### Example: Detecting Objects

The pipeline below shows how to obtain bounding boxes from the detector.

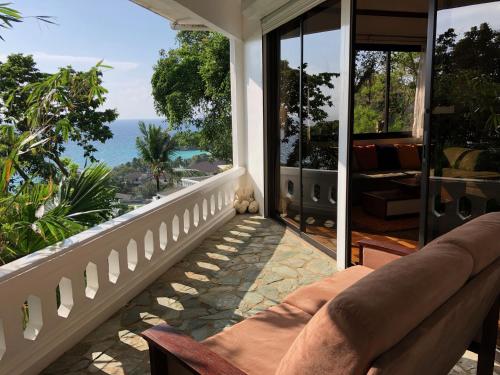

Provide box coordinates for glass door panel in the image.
[274,0,341,254]
[277,21,301,231]
[301,1,342,252]
[426,0,500,240]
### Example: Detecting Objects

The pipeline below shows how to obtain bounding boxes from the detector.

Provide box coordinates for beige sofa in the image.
[142,213,500,375]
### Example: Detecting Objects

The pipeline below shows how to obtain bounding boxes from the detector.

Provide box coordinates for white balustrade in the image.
[280,166,338,216]
[0,167,245,375]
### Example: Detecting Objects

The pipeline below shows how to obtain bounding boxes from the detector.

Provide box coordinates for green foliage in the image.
[433,23,500,146]
[431,23,500,173]
[0,3,54,41]
[58,163,117,226]
[151,31,232,162]
[0,163,117,264]
[0,54,119,263]
[278,59,338,167]
[135,122,177,192]
[389,52,419,132]
[353,50,420,134]
[0,54,118,180]
[354,105,382,134]
[172,130,202,150]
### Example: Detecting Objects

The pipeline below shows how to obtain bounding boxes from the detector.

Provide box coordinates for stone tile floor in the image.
[42,215,499,375]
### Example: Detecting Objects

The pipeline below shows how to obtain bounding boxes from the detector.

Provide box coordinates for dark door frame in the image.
[263,8,342,259]
[419,0,437,247]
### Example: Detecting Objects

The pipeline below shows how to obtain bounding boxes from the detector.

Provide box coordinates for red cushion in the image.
[353,145,378,170]
[395,144,421,170]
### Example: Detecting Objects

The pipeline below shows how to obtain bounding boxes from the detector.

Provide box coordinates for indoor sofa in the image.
[141,212,500,375]
[351,143,423,204]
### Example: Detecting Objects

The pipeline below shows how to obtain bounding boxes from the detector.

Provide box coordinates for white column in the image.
[229,38,247,168]
[240,18,265,214]
[336,0,353,270]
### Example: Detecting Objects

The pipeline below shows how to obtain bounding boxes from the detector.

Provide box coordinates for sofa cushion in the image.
[353,144,378,170]
[443,147,470,168]
[431,212,500,276]
[283,265,373,315]
[376,145,401,170]
[353,170,407,179]
[368,257,500,375]
[395,144,421,170]
[275,244,473,375]
[441,168,500,179]
[202,303,311,375]
[458,149,484,171]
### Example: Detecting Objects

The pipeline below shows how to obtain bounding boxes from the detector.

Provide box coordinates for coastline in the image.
[63,118,208,168]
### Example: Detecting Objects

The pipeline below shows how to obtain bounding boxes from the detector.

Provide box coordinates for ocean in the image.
[63,119,208,168]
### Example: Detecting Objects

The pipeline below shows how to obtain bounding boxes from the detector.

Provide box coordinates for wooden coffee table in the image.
[392,177,421,195]
[361,189,421,219]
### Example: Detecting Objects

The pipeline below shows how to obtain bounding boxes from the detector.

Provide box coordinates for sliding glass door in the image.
[277,20,301,231]
[424,0,500,240]
[274,0,342,254]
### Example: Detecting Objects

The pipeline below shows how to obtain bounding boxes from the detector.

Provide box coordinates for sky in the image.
[0,0,178,119]
[436,1,499,35]
[1,1,498,121]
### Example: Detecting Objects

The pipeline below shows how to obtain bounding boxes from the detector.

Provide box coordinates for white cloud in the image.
[0,51,139,72]
[32,52,139,71]
[103,77,159,119]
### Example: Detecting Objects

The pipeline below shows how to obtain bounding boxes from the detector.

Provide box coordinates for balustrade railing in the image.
[0,167,245,375]
[280,166,338,216]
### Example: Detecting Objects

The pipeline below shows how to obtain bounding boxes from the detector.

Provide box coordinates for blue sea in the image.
[63,119,208,168]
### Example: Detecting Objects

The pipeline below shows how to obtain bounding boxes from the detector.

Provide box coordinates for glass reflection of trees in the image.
[279,60,339,169]
[431,22,500,176]
[353,51,420,134]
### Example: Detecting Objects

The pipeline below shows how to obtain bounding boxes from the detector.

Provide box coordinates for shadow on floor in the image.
[41,214,336,375]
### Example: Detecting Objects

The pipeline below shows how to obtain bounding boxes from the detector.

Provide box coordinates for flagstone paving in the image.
[41,215,499,375]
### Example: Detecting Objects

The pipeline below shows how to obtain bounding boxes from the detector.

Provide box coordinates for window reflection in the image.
[427,0,500,239]
[276,0,341,253]
[353,50,421,135]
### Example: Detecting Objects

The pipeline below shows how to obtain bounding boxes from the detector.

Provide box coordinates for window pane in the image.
[388,52,421,133]
[353,50,387,134]
[301,0,341,253]
[277,21,301,229]
[426,0,500,240]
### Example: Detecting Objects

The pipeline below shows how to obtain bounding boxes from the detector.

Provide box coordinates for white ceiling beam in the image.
[133,0,243,40]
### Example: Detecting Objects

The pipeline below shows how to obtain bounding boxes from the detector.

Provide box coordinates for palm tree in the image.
[135,122,177,193]
[0,163,117,264]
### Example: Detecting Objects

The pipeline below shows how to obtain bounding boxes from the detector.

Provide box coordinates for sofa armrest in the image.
[141,324,247,375]
[358,239,415,269]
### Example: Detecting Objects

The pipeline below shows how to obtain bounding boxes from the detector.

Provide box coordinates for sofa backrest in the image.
[429,212,500,275]
[367,257,500,375]
[276,212,500,375]
[275,243,473,375]
[352,143,423,172]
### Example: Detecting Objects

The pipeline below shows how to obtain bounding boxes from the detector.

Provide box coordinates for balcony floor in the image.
[41,215,498,375]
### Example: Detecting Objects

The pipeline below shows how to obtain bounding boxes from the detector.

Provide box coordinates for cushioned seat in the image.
[441,167,500,179]
[353,170,408,179]
[283,265,373,315]
[202,303,311,375]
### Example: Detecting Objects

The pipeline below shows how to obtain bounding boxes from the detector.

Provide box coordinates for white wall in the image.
[336,0,354,270]
[240,17,265,214]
